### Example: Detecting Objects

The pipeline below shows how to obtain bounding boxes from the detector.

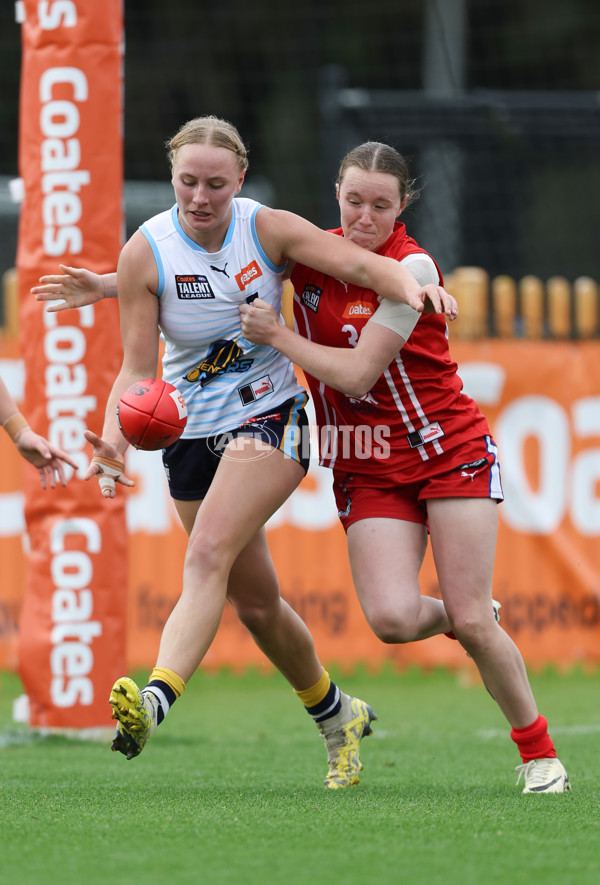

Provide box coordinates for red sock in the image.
[510,714,557,763]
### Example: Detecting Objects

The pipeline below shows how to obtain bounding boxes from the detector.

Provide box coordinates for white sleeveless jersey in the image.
[140,197,304,437]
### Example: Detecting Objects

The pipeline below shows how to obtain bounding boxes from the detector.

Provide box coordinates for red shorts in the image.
[332,435,503,532]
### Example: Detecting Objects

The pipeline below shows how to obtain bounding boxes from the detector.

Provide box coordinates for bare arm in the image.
[83,232,161,497]
[32,265,117,312]
[0,376,78,488]
[255,207,457,318]
[240,299,404,399]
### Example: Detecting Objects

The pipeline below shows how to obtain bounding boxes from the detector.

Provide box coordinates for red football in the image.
[117,378,188,450]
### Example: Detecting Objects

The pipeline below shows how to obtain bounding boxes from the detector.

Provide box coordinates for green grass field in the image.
[1,666,599,885]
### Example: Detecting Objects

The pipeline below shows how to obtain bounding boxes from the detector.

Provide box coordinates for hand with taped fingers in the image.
[84,429,135,498]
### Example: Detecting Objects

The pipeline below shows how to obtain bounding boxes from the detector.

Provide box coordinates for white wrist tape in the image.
[369,298,420,342]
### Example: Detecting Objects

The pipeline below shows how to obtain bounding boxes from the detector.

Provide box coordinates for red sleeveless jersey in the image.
[291,223,490,478]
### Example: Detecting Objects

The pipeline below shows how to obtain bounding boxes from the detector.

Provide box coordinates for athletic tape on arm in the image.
[368,254,440,340]
[2,411,30,442]
[369,300,420,340]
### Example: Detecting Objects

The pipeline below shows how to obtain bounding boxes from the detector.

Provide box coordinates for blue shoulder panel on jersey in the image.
[222,200,236,248]
[140,223,165,297]
[250,205,287,274]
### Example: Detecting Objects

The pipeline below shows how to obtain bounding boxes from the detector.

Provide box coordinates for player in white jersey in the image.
[140,196,305,438]
[32,116,457,787]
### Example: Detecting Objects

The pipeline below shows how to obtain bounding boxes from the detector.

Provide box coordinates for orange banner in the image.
[2,340,599,679]
[122,343,600,674]
[15,0,126,727]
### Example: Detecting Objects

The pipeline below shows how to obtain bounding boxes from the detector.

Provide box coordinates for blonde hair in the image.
[337,141,418,205]
[167,116,249,173]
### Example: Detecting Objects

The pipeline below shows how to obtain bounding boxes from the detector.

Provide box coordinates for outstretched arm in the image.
[255,207,458,318]
[32,265,117,312]
[0,377,78,488]
[82,232,161,498]
[240,299,405,399]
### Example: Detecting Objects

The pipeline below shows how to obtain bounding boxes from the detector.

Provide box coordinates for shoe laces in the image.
[515,757,557,787]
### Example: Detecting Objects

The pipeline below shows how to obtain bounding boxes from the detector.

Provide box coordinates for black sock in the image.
[304,681,342,723]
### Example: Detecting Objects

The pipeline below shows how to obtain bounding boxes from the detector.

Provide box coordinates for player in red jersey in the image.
[239,141,571,794]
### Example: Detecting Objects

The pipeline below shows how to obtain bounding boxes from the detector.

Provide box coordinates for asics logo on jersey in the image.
[175,274,215,299]
[235,260,262,290]
[210,263,229,278]
[301,284,322,313]
[184,338,253,387]
[343,301,374,319]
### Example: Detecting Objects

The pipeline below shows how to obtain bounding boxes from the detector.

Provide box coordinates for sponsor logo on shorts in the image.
[175,274,215,299]
[237,375,274,405]
[301,284,322,313]
[455,458,488,472]
[235,260,262,290]
[456,457,489,481]
[241,410,282,424]
[185,338,253,387]
[342,301,374,319]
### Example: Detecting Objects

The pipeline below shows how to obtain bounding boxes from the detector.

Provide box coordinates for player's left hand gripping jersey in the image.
[291,223,490,476]
[141,198,304,437]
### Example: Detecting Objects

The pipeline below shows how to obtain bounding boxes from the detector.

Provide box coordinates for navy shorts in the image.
[162,394,310,500]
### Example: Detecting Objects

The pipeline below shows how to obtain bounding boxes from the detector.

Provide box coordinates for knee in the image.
[184,530,228,578]
[449,613,495,654]
[366,608,417,644]
[232,596,276,635]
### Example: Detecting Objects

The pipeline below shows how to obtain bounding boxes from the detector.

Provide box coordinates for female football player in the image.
[238,140,570,794]
[32,117,457,788]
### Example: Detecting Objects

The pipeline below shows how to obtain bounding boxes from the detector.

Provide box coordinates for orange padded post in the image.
[520,275,545,339]
[547,276,571,339]
[491,274,517,338]
[447,266,488,339]
[574,276,598,338]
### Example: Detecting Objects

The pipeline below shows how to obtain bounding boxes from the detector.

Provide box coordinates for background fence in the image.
[1,0,599,295]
